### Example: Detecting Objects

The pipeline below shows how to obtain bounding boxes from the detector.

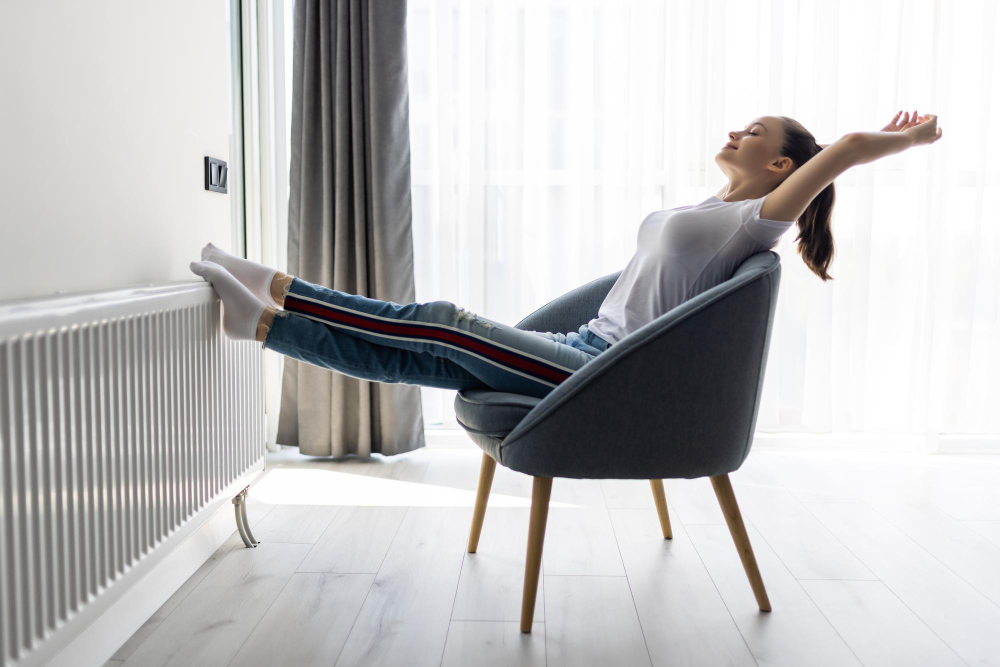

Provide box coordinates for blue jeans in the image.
[261,276,613,399]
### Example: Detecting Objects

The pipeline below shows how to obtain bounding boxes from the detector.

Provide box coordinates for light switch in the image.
[204,156,228,193]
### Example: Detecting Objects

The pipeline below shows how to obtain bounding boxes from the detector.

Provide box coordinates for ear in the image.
[769,156,794,174]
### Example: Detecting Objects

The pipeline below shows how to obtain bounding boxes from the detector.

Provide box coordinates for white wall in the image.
[0,0,236,303]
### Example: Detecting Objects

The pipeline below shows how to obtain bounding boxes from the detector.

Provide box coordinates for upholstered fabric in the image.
[453,251,781,480]
[452,390,542,461]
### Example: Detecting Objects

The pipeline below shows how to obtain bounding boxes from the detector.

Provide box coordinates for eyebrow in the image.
[746,122,767,133]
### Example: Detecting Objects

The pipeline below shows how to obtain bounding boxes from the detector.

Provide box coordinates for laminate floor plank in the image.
[609,509,757,667]
[799,580,966,667]
[296,505,408,573]
[862,494,1000,607]
[228,572,375,667]
[686,523,862,667]
[601,479,659,510]
[452,507,544,623]
[544,575,651,667]
[359,449,433,482]
[333,506,469,667]
[119,542,312,667]
[807,502,1000,666]
[111,498,275,661]
[963,520,1000,548]
[731,481,876,581]
[662,478,727,525]
[418,449,534,500]
[250,503,341,544]
[543,505,625,576]
[440,621,546,667]
[548,477,607,508]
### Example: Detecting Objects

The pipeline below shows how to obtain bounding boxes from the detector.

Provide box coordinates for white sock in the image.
[189,260,267,342]
[200,242,280,308]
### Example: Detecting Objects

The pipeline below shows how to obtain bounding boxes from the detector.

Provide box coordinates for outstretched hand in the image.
[881,109,943,146]
[881,110,921,132]
[905,113,943,146]
[817,110,940,150]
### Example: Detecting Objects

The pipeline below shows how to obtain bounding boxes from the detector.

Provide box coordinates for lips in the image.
[724,143,737,150]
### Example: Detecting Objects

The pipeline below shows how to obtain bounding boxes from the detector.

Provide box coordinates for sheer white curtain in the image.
[406,0,999,448]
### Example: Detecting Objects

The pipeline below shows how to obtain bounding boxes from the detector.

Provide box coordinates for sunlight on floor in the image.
[251,467,581,508]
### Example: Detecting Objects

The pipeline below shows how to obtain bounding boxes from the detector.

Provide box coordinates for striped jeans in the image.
[261,276,614,399]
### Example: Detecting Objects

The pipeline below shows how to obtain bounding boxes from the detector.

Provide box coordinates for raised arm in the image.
[815,109,931,151]
[852,113,942,163]
[761,113,942,222]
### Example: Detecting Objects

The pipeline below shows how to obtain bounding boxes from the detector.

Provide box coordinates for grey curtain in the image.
[276,0,424,457]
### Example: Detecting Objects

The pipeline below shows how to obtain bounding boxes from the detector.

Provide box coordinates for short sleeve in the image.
[741,195,796,246]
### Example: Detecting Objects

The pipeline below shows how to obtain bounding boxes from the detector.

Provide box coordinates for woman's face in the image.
[715,116,787,176]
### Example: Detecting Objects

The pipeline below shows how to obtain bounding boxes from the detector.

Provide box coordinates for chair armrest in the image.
[499,252,781,480]
[514,271,622,333]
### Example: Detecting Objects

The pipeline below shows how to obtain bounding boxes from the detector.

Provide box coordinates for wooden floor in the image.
[106,445,1000,667]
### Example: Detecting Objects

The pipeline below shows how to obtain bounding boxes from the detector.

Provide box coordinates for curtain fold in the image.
[406,0,999,440]
[278,0,424,457]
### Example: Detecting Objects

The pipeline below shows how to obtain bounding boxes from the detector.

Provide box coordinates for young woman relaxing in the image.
[189,111,942,399]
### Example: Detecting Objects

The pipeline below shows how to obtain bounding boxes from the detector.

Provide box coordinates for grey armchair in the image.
[454,250,782,633]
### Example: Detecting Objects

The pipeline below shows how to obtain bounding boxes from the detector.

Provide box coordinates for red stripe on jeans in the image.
[285,297,573,384]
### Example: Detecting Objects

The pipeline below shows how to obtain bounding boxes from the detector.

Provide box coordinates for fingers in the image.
[890,110,940,137]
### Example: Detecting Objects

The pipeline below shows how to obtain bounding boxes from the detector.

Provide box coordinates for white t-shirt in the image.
[587,194,795,345]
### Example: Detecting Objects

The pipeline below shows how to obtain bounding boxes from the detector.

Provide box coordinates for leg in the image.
[261,307,490,392]
[256,305,278,342]
[270,271,294,307]
[649,479,673,539]
[467,452,497,553]
[521,476,552,633]
[275,275,601,399]
[710,474,771,611]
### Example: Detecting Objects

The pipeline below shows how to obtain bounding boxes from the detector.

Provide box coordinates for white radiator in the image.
[0,281,266,667]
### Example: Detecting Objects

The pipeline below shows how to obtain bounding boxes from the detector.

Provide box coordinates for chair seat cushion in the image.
[454,389,541,461]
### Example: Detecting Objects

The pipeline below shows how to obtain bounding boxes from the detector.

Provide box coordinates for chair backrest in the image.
[514,271,623,334]
[498,251,782,480]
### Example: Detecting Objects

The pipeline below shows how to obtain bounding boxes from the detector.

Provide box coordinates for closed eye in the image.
[747,132,757,136]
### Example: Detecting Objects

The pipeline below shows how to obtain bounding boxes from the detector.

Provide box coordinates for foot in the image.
[200,242,280,308]
[190,260,268,342]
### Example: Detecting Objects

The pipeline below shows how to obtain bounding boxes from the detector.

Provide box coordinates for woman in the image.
[189,111,942,400]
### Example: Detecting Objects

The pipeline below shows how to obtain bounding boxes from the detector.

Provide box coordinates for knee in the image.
[454,304,496,330]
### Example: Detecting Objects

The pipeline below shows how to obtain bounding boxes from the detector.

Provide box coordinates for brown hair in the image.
[777,116,836,281]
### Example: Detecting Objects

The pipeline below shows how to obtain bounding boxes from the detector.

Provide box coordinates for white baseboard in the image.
[424,428,478,448]
[934,434,1000,454]
[424,427,1000,455]
[750,432,936,453]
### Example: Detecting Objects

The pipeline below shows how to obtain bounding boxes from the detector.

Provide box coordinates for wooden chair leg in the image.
[467,452,497,553]
[521,476,553,633]
[710,473,771,611]
[648,479,673,539]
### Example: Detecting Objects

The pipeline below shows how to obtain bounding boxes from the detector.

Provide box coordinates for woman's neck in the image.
[715,182,773,203]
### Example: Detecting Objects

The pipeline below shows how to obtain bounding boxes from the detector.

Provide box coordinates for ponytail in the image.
[778,118,837,281]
